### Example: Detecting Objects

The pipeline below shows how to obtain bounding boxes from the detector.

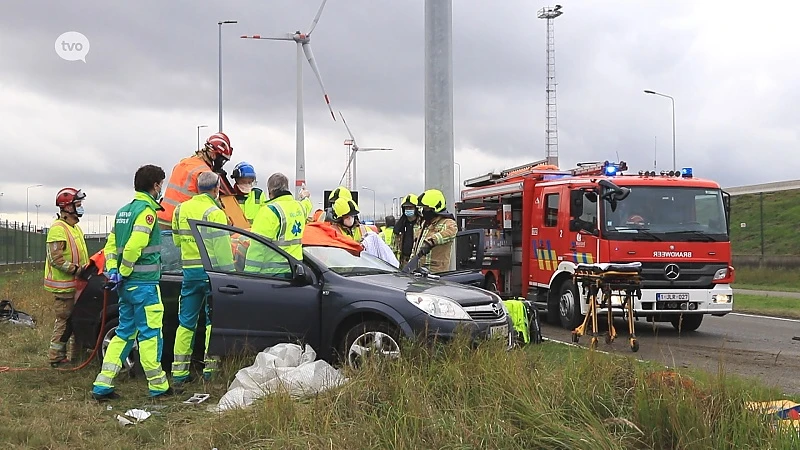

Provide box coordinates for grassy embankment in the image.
[1,270,799,449]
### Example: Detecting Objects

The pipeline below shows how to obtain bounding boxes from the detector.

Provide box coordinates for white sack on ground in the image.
[212,343,348,412]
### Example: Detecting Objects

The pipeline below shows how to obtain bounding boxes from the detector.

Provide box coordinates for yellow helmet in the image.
[418,189,446,213]
[400,194,418,208]
[332,197,359,221]
[328,186,352,203]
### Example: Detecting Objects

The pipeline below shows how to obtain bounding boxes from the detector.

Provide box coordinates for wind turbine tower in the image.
[537,4,563,167]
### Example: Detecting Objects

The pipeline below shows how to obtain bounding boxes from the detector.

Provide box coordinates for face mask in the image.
[343,216,355,228]
[75,206,85,217]
[237,183,253,194]
[404,209,415,217]
[212,157,227,172]
[422,209,436,221]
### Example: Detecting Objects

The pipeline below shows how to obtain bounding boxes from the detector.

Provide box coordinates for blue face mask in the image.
[404,209,415,217]
[75,206,85,217]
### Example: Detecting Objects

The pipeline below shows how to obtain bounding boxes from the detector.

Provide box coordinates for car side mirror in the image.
[293,263,311,285]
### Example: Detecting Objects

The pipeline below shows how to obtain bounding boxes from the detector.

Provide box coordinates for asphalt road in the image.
[541,312,800,393]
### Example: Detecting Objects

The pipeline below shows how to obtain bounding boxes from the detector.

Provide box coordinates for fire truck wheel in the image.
[558,280,584,330]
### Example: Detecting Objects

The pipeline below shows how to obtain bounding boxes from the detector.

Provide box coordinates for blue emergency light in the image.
[680,167,693,178]
[603,161,624,176]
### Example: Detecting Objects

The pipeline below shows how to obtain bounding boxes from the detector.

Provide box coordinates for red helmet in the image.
[206,132,233,159]
[55,188,86,208]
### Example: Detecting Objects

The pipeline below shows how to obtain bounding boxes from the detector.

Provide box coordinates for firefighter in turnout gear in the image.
[330,197,369,242]
[44,188,89,367]
[92,165,175,401]
[171,172,233,384]
[245,173,307,275]
[231,161,267,224]
[413,189,458,273]
[391,194,421,267]
[319,186,352,222]
[157,132,234,227]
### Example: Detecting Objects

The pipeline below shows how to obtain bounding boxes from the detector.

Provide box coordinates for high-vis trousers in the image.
[172,278,219,381]
[92,283,170,397]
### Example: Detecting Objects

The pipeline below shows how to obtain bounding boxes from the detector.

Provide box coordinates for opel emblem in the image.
[664,264,680,280]
[491,302,502,317]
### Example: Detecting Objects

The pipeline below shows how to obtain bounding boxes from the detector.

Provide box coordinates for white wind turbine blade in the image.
[339,111,357,146]
[240,33,295,41]
[302,42,336,121]
[338,150,358,186]
[307,0,329,36]
[357,147,393,152]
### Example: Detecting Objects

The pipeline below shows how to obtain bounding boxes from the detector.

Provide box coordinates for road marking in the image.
[729,312,800,323]
[542,337,650,363]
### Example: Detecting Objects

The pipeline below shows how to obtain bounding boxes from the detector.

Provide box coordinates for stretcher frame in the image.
[570,265,643,352]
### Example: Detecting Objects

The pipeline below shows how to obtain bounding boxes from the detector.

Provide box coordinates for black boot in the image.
[92,391,121,402]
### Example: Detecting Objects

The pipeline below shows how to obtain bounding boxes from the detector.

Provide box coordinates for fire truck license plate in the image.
[657,293,690,301]
[489,324,509,338]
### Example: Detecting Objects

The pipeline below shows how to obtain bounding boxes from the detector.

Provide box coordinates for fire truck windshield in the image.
[601,186,729,242]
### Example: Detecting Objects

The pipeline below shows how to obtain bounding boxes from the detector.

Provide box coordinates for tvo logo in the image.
[55,32,90,62]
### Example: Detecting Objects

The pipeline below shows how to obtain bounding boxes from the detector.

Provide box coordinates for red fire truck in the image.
[455,160,734,332]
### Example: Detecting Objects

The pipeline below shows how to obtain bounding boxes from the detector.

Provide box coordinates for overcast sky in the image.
[1,0,798,232]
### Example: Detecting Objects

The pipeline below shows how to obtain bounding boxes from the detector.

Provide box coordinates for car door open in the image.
[187,219,321,356]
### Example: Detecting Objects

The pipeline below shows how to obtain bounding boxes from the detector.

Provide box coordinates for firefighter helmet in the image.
[400,194,418,208]
[205,132,233,159]
[328,186,352,203]
[331,198,359,221]
[55,188,86,209]
[418,189,446,213]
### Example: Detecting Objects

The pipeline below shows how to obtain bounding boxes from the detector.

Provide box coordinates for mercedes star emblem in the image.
[664,264,680,280]
[491,302,502,316]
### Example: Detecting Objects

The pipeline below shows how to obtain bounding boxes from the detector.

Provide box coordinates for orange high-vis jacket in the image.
[157,155,212,225]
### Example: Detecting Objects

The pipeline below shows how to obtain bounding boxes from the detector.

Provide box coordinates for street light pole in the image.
[361,186,376,222]
[26,184,42,259]
[644,90,676,171]
[35,204,40,230]
[197,124,208,150]
[218,20,238,132]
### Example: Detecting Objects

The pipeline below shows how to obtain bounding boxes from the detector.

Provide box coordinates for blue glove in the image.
[106,269,122,290]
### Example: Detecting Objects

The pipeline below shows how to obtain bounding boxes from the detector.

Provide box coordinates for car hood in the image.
[355,273,497,306]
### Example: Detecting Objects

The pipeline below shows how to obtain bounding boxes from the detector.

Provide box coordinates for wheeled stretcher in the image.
[570,262,643,352]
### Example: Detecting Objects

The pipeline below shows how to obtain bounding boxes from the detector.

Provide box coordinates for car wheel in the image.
[558,280,584,330]
[341,321,401,368]
[98,319,139,375]
[670,314,703,332]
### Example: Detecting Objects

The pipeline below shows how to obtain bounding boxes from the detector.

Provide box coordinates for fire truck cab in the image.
[456,160,735,332]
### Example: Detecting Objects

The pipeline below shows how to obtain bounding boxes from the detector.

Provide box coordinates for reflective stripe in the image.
[141,245,161,254]
[145,368,163,378]
[121,259,136,269]
[162,196,181,207]
[177,229,193,236]
[172,363,190,371]
[132,264,160,273]
[150,374,168,386]
[133,225,151,234]
[202,206,220,221]
[205,230,228,239]
[275,238,302,246]
[94,374,115,386]
[173,354,191,362]
[181,259,203,267]
[102,362,121,373]
[106,252,118,262]
[50,342,66,350]
[166,182,194,197]
[44,279,76,289]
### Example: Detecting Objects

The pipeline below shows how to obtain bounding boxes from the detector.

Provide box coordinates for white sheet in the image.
[361,231,400,268]
[211,343,348,412]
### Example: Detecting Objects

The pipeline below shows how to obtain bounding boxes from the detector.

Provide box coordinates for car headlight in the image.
[713,268,728,280]
[406,293,471,320]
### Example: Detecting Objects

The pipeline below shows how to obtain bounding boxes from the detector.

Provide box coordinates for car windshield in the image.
[303,246,399,276]
[602,186,729,242]
[303,246,398,276]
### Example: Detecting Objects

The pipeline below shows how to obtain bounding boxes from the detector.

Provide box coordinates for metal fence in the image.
[729,189,800,268]
[0,220,106,266]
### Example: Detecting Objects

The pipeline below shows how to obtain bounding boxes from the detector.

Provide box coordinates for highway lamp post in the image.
[644,90,676,171]
[26,184,42,259]
[0,192,4,222]
[35,204,40,230]
[197,124,208,150]
[218,20,238,132]
[361,186,376,222]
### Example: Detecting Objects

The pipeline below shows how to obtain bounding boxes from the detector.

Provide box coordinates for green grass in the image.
[735,294,800,319]
[2,271,800,449]
[731,189,800,255]
[733,267,800,292]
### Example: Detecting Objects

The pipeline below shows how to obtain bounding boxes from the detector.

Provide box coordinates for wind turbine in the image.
[241,0,336,196]
[337,111,392,190]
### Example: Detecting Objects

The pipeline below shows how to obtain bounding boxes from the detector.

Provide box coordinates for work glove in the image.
[417,241,433,257]
[298,184,311,200]
[105,269,122,291]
